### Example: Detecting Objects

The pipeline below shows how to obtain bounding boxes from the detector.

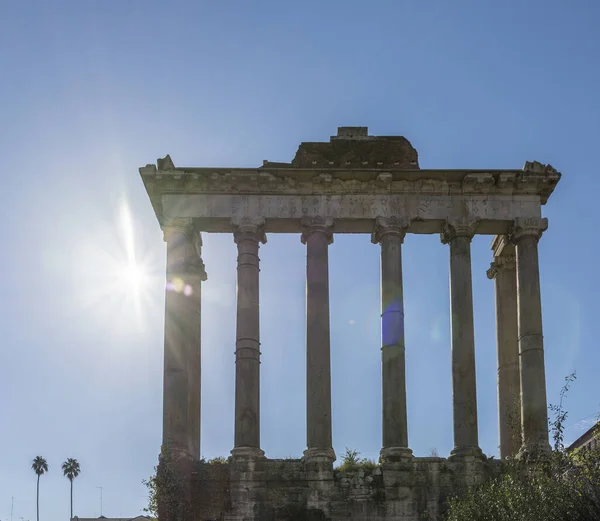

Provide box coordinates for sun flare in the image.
[120,261,147,292]
[70,190,163,337]
[117,199,148,292]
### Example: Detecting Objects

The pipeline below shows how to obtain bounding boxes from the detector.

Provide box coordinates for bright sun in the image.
[72,197,156,332]
[121,262,146,291]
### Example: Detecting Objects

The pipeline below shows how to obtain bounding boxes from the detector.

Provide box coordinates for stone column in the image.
[510,217,551,456]
[162,219,206,459]
[302,216,336,463]
[487,236,521,459]
[441,217,482,459]
[231,217,266,459]
[372,217,412,462]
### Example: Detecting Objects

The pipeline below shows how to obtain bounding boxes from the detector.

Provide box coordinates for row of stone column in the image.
[488,219,551,458]
[161,215,550,462]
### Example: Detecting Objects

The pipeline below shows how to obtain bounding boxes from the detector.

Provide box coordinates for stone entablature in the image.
[141,167,558,199]
[140,165,559,236]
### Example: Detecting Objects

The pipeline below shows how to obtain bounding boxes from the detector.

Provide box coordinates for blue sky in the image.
[2,1,600,519]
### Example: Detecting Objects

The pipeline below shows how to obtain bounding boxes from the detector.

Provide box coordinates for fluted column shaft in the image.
[442,218,482,458]
[372,217,412,462]
[232,218,266,458]
[163,221,206,459]
[302,217,335,462]
[487,236,521,459]
[511,217,550,455]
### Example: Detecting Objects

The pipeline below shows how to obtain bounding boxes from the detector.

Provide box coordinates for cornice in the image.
[140,167,560,198]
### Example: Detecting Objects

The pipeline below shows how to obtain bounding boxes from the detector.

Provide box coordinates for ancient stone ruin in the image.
[139,127,561,520]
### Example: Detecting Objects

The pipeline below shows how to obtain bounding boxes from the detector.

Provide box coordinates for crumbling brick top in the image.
[261,126,420,169]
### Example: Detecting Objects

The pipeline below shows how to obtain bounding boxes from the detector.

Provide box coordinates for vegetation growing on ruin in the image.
[143,450,231,520]
[206,456,227,464]
[143,445,186,520]
[446,373,600,521]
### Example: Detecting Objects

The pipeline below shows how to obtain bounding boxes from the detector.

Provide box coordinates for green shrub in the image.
[337,447,380,473]
[446,372,600,521]
[358,458,379,472]
[207,456,227,464]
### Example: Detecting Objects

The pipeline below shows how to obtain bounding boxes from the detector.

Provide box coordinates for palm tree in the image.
[31,456,48,521]
[61,458,81,519]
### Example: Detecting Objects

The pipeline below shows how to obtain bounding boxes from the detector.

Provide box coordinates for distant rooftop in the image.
[71,516,152,521]
[567,422,600,452]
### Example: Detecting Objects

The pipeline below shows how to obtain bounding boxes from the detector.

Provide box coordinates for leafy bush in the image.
[207,456,227,464]
[142,466,158,518]
[337,447,380,472]
[143,445,193,520]
[446,373,600,521]
[446,450,600,521]
[359,458,379,472]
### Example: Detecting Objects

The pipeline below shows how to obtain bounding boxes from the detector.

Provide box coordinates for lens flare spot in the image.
[170,277,185,293]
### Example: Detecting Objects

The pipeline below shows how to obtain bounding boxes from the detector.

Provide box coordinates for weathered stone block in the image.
[179,457,496,520]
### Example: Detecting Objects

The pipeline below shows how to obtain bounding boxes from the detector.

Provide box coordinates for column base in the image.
[449,446,483,460]
[304,448,335,482]
[380,446,413,463]
[516,442,551,462]
[303,447,336,464]
[230,446,266,460]
[161,441,194,462]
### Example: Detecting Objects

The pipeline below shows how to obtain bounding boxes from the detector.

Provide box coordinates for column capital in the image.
[487,234,516,279]
[508,217,548,243]
[162,217,197,241]
[441,217,480,244]
[232,217,267,244]
[301,216,334,244]
[162,218,207,280]
[183,258,208,282]
[371,216,410,244]
[167,259,206,282]
[487,255,516,279]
